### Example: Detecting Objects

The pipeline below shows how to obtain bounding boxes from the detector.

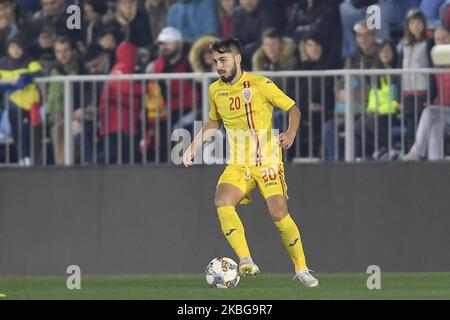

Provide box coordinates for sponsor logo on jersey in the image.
[265,181,278,187]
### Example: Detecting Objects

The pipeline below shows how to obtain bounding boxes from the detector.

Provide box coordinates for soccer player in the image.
[182,38,318,287]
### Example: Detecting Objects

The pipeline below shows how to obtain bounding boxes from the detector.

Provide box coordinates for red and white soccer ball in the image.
[205,257,240,288]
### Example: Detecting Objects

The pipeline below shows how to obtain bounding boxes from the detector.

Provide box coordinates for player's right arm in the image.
[183,85,221,167]
[182,119,220,167]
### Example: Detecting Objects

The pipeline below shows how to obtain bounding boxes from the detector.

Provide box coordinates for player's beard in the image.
[221,63,238,83]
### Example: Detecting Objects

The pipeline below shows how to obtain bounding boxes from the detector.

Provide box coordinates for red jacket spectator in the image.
[435,73,450,106]
[218,0,237,38]
[152,44,198,112]
[444,4,450,30]
[99,41,142,136]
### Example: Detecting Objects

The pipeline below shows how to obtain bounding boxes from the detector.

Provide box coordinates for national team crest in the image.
[242,88,252,103]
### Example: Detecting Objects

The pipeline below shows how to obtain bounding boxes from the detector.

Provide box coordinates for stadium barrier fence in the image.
[1,68,449,166]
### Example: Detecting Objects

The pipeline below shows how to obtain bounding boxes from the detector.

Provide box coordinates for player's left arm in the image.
[260,77,301,150]
[279,105,301,149]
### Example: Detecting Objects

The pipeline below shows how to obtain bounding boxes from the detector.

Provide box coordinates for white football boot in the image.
[294,269,319,287]
[238,256,260,277]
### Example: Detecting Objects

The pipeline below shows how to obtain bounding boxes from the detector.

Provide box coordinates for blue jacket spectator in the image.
[16,0,40,12]
[394,0,421,25]
[340,0,423,60]
[166,0,220,42]
[420,0,445,27]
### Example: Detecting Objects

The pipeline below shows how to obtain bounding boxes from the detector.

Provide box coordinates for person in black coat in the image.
[106,0,152,48]
[286,0,343,69]
[29,0,84,53]
[296,31,335,158]
[231,0,284,69]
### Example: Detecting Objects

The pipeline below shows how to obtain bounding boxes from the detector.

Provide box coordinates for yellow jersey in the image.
[208,71,296,166]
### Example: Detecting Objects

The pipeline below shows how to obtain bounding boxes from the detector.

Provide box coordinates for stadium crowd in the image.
[0,0,450,165]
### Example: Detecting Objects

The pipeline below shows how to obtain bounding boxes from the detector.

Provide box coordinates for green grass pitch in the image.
[1,273,450,300]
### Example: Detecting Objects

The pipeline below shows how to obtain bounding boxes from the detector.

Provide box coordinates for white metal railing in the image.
[1,68,448,166]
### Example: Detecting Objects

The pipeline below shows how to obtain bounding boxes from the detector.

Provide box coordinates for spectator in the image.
[399,8,435,150]
[98,41,142,164]
[393,0,421,26]
[404,26,450,160]
[47,37,93,165]
[0,34,43,166]
[31,0,83,50]
[325,20,378,162]
[16,0,41,12]
[250,28,297,133]
[0,0,32,56]
[147,27,198,126]
[107,0,152,48]
[82,44,115,163]
[166,0,220,42]
[83,0,109,48]
[434,25,450,45]
[287,0,343,68]
[136,47,151,73]
[343,20,378,107]
[189,34,220,73]
[145,0,171,57]
[218,0,237,38]
[98,26,119,66]
[84,43,113,75]
[340,0,421,59]
[354,40,400,159]
[231,0,284,68]
[345,0,404,41]
[441,0,450,30]
[144,27,199,161]
[419,0,445,28]
[36,25,57,74]
[297,32,335,158]
[371,0,396,41]
[339,0,365,60]
[252,28,297,72]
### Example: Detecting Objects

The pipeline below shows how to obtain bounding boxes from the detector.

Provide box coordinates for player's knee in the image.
[269,208,288,222]
[266,197,289,221]
[214,196,234,208]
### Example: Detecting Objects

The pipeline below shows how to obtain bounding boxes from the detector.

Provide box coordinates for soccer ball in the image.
[205,257,240,288]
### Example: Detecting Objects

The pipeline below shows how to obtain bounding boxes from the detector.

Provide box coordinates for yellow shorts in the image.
[217,163,288,205]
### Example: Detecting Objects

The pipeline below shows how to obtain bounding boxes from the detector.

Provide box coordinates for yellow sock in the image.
[275,214,307,272]
[217,206,251,260]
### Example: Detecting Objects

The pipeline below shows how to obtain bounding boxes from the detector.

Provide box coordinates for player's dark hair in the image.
[209,37,242,55]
